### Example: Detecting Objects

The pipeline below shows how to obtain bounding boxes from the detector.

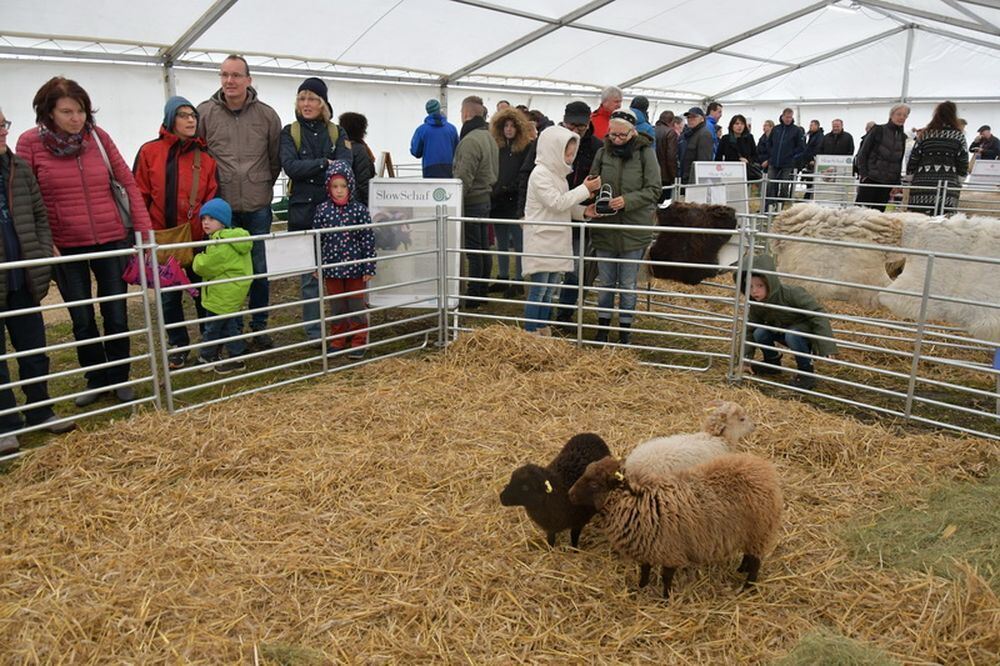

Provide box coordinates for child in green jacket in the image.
[742,254,837,390]
[192,198,252,374]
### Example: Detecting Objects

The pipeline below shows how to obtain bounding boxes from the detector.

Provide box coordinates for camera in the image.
[595,184,614,215]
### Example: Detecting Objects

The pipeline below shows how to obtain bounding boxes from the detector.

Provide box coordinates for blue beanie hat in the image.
[163,95,197,132]
[425,98,441,115]
[199,198,233,228]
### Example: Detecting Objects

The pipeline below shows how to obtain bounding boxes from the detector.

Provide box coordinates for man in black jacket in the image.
[801,120,824,200]
[970,125,1000,161]
[817,119,855,156]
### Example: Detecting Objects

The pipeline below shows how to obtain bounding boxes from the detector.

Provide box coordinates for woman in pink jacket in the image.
[16,77,151,407]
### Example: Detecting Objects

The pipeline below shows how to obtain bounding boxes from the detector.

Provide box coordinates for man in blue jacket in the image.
[410,99,459,178]
[706,102,723,156]
[763,108,805,210]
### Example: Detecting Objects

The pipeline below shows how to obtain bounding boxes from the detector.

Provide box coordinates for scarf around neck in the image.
[39,123,92,157]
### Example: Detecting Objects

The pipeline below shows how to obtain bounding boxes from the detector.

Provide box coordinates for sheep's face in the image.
[569,456,622,511]
[500,465,551,508]
[703,400,755,443]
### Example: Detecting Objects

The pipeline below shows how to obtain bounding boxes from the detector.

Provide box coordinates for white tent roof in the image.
[3,0,999,103]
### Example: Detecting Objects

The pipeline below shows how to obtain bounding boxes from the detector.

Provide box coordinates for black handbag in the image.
[92,129,133,231]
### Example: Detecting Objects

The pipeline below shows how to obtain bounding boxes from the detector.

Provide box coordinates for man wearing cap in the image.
[763,107,806,210]
[679,107,715,184]
[452,95,498,308]
[410,98,459,178]
[970,125,999,161]
[197,54,282,350]
[279,76,353,341]
[591,86,623,141]
[654,110,678,188]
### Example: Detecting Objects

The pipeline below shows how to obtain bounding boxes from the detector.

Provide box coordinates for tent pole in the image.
[164,61,177,100]
[900,27,915,102]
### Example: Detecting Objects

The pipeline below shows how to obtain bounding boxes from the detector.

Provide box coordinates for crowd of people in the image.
[0,61,995,455]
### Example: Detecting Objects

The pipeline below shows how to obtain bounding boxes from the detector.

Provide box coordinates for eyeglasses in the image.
[0,120,10,131]
[220,72,247,80]
[175,111,197,120]
[608,131,632,140]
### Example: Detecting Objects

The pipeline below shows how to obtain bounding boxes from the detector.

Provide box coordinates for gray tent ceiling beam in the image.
[957,0,1000,10]
[916,24,1000,50]
[160,0,241,62]
[448,0,792,68]
[711,25,907,100]
[173,59,443,87]
[444,0,615,83]
[0,43,159,64]
[900,27,914,101]
[618,0,830,90]
[940,0,1000,31]
[854,0,1000,36]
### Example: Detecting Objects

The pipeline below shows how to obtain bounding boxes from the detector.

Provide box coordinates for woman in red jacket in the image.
[133,96,218,369]
[16,77,151,407]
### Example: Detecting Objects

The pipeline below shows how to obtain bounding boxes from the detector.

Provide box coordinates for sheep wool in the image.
[570,454,783,599]
[500,433,611,548]
[769,204,922,309]
[646,202,738,286]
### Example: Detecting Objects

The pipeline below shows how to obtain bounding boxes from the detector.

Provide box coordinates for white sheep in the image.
[623,400,754,483]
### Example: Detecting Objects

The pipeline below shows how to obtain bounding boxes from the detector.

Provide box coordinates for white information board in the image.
[968,159,1000,187]
[264,233,317,277]
[689,161,749,214]
[813,154,856,204]
[367,178,463,308]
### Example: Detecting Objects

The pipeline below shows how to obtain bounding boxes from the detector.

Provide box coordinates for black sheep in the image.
[499,433,611,548]
[648,202,737,285]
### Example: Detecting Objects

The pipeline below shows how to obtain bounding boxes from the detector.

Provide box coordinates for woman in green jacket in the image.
[585,110,661,344]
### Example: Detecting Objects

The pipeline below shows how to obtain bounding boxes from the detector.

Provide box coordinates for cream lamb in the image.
[624,400,754,482]
[569,454,783,600]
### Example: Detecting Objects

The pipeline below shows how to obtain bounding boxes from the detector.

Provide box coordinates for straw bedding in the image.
[1,326,998,663]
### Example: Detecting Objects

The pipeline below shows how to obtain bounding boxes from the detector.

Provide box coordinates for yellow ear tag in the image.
[613,471,625,482]
[544,480,553,494]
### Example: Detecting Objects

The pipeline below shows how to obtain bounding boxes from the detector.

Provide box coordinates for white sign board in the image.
[812,154,856,205]
[264,234,317,277]
[689,161,749,214]
[968,159,1000,187]
[368,178,463,309]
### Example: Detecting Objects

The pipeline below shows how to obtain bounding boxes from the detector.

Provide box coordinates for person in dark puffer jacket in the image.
[279,77,352,341]
[488,108,533,296]
[856,104,910,212]
[717,115,758,178]
[0,107,76,455]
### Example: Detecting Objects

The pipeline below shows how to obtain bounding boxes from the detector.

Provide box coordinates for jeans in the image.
[232,207,272,332]
[595,248,645,325]
[200,310,246,360]
[765,165,794,210]
[752,326,814,371]
[523,272,561,332]
[301,272,321,340]
[161,263,206,348]
[54,240,131,389]
[0,288,55,432]
[493,218,523,281]
[463,202,492,297]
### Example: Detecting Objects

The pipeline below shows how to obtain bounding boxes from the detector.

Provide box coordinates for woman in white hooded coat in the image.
[522,126,601,334]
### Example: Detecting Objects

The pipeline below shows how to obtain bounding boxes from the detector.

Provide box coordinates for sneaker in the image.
[215,359,247,374]
[347,348,367,361]
[0,434,18,456]
[793,373,817,390]
[168,349,189,370]
[38,415,77,435]
[196,355,219,372]
[74,388,109,408]
[115,386,136,403]
[249,333,274,351]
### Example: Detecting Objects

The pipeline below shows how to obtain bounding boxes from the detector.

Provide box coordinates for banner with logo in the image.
[813,154,856,204]
[690,161,749,214]
[368,178,463,308]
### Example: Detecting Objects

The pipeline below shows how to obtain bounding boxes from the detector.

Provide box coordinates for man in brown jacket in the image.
[654,110,678,195]
[197,55,282,349]
[0,108,76,455]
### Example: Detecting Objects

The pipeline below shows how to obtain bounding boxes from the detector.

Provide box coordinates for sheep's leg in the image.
[661,567,675,600]
[737,554,752,573]
[740,554,761,590]
[570,527,582,548]
[546,532,556,547]
[638,564,651,588]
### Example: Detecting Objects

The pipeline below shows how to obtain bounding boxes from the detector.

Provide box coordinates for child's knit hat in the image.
[200,198,233,228]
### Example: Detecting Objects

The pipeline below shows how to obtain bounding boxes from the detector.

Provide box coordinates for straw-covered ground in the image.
[1,326,998,663]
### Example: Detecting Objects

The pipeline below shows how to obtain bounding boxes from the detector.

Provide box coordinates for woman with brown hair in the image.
[488,108,533,297]
[906,101,968,212]
[16,77,151,407]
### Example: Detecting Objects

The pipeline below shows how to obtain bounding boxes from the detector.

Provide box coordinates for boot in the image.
[618,322,632,345]
[793,363,817,390]
[751,354,783,376]
[594,317,611,343]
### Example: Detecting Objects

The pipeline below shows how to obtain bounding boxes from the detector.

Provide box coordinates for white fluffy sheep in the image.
[623,400,754,483]
[880,213,1000,343]
[568,454,783,600]
[769,204,924,309]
